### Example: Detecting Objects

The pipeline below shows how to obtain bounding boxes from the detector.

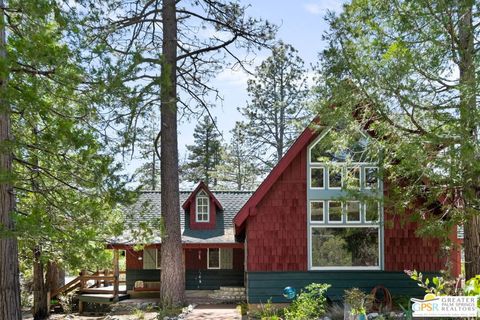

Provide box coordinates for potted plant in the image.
[344,288,373,320]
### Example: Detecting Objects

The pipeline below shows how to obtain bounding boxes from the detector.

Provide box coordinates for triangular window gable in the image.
[309,128,372,164]
[182,181,223,230]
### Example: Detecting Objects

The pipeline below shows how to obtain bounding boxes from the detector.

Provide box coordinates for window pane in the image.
[310,201,324,222]
[310,168,324,188]
[311,227,379,267]
[346,201,360,222]
[156,249,161,269]
[346,167,360,189]
[310,130,371,163]
[208,248,220,269]
[365,200,379,222]
[364,167,378,189]
[328,201,342,222]
[328,167,342,188]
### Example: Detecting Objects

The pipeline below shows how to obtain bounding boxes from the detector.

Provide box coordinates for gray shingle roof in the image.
[111,190,252,245]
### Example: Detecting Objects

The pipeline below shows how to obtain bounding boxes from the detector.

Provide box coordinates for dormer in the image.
[182,181,223,230]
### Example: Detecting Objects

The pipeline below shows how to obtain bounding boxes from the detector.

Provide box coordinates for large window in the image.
[196,190,210,222]
[307,129,382,270]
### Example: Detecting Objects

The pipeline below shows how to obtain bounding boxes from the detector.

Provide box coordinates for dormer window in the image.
[196,190,210,222]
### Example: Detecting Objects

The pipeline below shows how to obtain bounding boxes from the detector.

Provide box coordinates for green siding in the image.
[247,271,434,303]
[126,269,160,290]
[126,269,243,290]
[186,269,243,290]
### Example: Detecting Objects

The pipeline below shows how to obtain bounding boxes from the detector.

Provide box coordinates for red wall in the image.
[246,147,309,271]
[384,213,444,272]
[189,197,216,230]
[126,249,143,270]
[185,248,208,270]
[245,143,448,273]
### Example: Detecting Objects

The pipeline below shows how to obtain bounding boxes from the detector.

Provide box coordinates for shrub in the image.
[257,298,283,320]
[344,287,373,317]
[284,283,331,320]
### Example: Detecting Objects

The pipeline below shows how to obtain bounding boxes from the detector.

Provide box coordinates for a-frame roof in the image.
[233,118,320,232]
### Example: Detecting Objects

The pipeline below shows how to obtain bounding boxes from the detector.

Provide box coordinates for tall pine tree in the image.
[215,122,260,190]
[184,116,223,188]
[239,41,310,172]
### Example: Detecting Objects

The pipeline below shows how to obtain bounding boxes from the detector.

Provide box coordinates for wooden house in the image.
[109,122,461,304]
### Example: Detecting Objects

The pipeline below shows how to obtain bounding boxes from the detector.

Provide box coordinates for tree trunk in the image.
[33,247,48,320]
[159,0,185,307]
[46,262,65,293]
[458,0,480,279]
[0,1,22,318]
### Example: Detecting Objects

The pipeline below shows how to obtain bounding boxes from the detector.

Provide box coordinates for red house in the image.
[110,121,461,303]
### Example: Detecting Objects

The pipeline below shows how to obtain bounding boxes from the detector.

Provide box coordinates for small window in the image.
[156,249,161,269]
[207,248,220,269]
[310,201,324,222]
[364,167,378,189]
[310,167,324,188]
[196,190,210,222]
[346,167,360,189]
[365,200,380,222]
[328,167,342,189]
[328,201,342,222]
[346,201,361,222]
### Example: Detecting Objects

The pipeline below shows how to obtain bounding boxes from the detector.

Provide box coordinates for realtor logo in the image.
[411,294,478,317]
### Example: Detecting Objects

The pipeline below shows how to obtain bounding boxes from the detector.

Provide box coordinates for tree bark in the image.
[33,247,48,320]
[458,0,480,279]
[159,0,185,307]
[46,262,64,294]
[0,0,22,318]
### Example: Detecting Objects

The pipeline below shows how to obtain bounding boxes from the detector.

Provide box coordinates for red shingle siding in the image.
[247,148,308,272]
[233,248,245,271]
[384,213,444,272]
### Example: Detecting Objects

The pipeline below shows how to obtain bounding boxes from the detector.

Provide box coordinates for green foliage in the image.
[155,306,182,319]
[316,0,480,275]
[133,308,146,320]
[183,115,223,188]
[284,283,331,320]
[257,298,283,320]
[464,275,480,308]
[344,288,373,316]
[214,122,260,191]
[405,269,460,296]
[239,41,310,172]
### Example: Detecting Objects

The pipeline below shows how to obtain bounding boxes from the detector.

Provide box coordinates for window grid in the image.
[196,192,210,223]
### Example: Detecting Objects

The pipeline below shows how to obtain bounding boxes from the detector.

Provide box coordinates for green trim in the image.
[247,271,433,303]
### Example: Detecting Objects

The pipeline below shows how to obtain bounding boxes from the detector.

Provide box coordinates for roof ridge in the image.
[139,189,255,193]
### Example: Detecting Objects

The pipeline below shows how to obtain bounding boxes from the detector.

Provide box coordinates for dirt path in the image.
[184,304,241,320]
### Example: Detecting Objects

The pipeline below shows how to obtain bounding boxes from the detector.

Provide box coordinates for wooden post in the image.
[113,249,119,301]
[103,269,109,287]
[95,268,100,288]
[79,270,86,291]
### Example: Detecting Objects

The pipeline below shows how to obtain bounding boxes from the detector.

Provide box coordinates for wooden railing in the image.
[50,269,126,299]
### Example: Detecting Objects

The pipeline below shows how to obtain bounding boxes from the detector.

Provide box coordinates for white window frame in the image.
[364,201,381,223]
[346,201,361,223]
[346,166,361,190]
[207,248,221,269]
[309,225,381,270]
[327,166,343,190]
[309,200,325,223]
[309,166,325,190]
[327,200,343,223]
[196,190,210,223]
[363,166,379,190]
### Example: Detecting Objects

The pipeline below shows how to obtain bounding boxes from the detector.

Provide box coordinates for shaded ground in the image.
[22,312,159,320]
[184,304,241,320]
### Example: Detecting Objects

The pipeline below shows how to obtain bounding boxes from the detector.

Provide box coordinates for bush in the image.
[256,298,283,320]
[284,283,331,320]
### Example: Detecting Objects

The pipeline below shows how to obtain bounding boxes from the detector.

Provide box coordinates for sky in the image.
[128,0,345,179]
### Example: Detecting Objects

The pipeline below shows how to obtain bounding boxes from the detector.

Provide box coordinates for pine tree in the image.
[239,42,310,172]
[184,116,223,188]
[215,122,260,190]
